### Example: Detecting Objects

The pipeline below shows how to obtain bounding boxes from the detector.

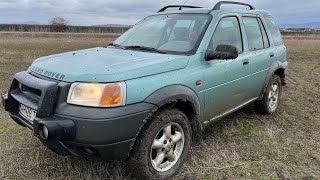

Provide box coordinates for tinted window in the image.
[114,14,210,54]
[258,18,270,48]
[209,17,243,53]
[243,17,264,51]
[264,16,283,46]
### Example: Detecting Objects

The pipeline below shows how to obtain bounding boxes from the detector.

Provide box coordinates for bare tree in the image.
[49,16,68,32]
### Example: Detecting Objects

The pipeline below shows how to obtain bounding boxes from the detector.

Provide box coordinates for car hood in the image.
[30,47,189,82]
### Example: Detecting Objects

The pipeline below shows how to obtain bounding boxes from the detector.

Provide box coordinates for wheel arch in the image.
[259,61,288,100]
[144,85,203,139]
[274,68,286,85]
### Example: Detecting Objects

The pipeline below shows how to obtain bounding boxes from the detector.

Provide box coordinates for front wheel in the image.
[128,108,192,180]
[255,74,282,114]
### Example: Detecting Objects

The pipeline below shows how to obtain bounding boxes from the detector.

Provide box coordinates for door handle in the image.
[270,52,275,58]
[242,59,249,65]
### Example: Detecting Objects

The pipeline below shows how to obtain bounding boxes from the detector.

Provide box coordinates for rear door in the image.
[263,15,287,63]
[241,16,273,97]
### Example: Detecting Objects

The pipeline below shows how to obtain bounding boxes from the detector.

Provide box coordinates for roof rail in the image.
[157,5,203,13]
[212,1,255,10]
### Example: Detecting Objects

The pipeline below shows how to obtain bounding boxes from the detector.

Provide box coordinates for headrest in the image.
[174,27,189,40]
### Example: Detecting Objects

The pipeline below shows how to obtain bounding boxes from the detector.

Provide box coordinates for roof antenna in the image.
[179,0,189,10]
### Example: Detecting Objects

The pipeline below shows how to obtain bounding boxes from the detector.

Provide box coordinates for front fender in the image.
[144,85,203,135]
[145,85,200,111]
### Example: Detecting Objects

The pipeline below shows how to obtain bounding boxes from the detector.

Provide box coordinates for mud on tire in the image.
[255,74,282,114]
[128,108,192,180]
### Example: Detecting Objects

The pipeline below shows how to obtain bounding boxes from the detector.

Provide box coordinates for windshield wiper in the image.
[107,43,127,50]
[125,46,167,54]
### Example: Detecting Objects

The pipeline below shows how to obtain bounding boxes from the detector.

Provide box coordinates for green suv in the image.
[2,1,287,179]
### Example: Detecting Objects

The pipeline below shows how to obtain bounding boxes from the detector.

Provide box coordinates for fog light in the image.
[42,125,49,139]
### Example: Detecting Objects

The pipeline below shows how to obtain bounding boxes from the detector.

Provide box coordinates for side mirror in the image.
[205,44,239,61]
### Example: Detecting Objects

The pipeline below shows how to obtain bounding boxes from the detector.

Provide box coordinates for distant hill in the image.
[0,21,43,25]
[23,21,42,25]
[281,22,320,29]
[94,24,132,28]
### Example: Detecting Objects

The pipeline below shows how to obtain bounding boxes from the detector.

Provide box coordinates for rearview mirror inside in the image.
[205,44,239,61]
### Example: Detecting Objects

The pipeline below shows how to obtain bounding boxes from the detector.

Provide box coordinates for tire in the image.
[255,74,282,114]
[128,108,192,180]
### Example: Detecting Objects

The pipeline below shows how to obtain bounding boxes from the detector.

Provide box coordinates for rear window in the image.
[258,18,270,49]
[264,15,283,46]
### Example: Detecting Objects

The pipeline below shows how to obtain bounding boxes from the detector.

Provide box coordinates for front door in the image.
[201,16,253,121]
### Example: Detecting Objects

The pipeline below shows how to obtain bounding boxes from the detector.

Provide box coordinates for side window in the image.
[258,18,270,48]
[243,17,264,51]
[209,17,243,53]
[264,15,283,46]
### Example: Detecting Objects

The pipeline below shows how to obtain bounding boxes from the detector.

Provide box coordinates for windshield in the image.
[113,14,211,55]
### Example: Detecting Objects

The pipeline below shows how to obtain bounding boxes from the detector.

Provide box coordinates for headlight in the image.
[67,82,126,107]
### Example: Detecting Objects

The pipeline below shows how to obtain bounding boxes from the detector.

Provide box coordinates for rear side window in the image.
[209,16,243,53]
[264,16,283,46]
[258,18,270,48]
[243,17,264,51]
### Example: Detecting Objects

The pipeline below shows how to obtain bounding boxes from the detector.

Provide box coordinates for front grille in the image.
[8,71,59,118]
[20,83,42,98]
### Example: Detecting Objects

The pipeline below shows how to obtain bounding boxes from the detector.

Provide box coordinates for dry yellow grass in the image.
[0,34,319,179]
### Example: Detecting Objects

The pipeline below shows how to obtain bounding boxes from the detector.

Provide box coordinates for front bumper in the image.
[2,71,156,160]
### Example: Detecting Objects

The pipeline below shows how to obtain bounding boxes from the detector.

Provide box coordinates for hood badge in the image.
[31,67,65,80]
[196,80,202,86]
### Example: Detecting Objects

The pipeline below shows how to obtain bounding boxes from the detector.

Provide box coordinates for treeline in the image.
[0,24,130,34]
[281,31,320,36]
[1,24,319,36]
[280,28,320,36]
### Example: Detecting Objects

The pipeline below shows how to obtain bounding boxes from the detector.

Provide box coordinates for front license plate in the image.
[19,103,37,123]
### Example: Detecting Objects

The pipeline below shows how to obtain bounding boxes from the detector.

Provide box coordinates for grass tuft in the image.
[0,33,319,179]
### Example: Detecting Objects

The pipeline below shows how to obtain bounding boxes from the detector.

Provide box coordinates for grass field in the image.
[0,34,319,179]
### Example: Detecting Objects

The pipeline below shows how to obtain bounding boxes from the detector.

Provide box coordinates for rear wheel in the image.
[256,74,282,114]
[128,108,192,180]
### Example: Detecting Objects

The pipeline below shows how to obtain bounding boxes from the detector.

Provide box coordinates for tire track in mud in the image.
[286,74,320,118]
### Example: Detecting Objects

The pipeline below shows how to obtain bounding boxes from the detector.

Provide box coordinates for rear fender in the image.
[259,61,288,99]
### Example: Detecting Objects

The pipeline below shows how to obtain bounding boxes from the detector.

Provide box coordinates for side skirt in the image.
[203,97,258,126]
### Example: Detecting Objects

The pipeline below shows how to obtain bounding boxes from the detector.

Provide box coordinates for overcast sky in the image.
[0,0,319,26]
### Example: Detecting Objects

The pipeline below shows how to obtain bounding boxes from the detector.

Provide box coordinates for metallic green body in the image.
[29,8,287,123]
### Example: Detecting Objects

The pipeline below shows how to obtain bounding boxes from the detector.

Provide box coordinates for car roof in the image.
[156,8,271,17]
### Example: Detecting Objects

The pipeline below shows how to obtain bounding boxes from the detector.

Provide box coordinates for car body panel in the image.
[30,47,189,82]
[125,54,201,105]
[199,54,255,120]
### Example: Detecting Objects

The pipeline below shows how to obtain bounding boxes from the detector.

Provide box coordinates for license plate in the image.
[19,104,37,123]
